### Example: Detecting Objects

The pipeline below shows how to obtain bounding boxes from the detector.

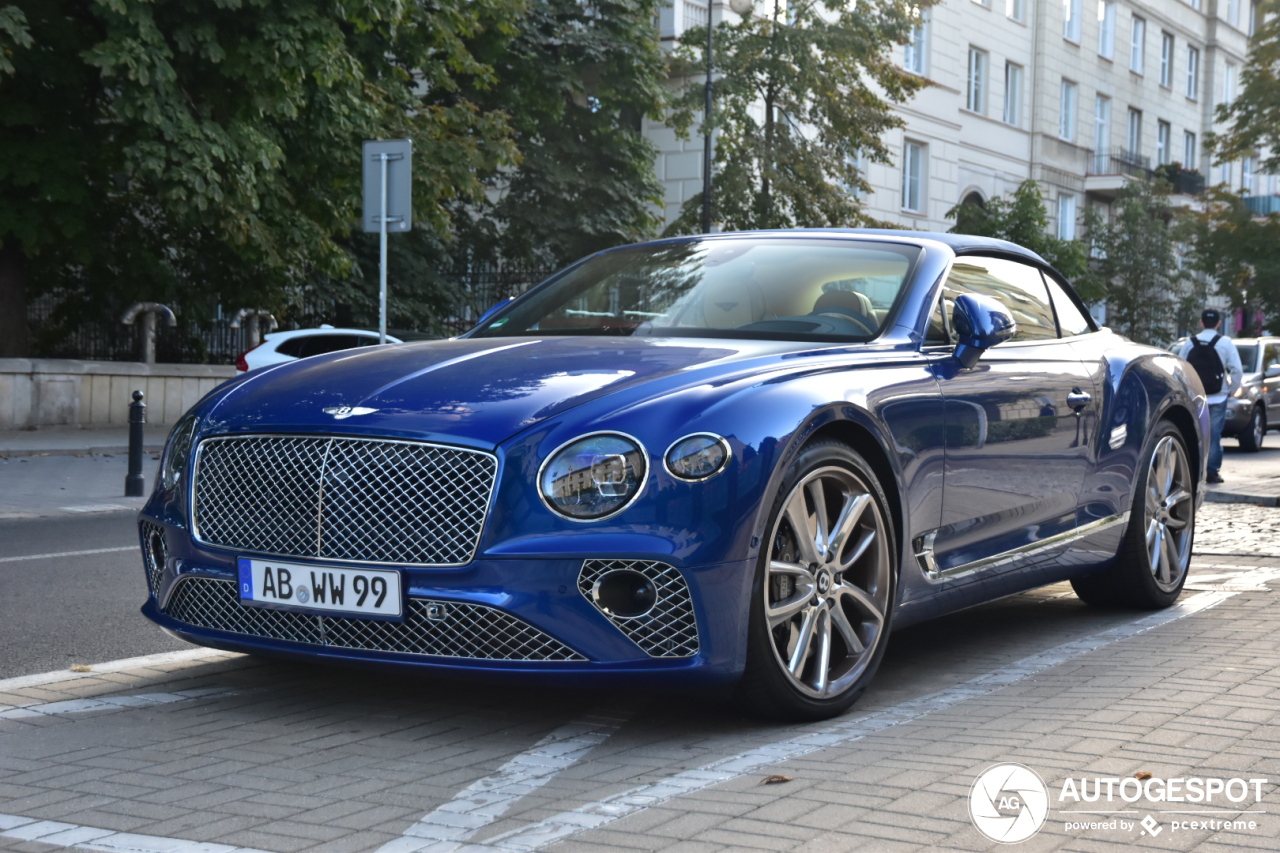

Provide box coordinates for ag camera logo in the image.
[970,763,1050,843]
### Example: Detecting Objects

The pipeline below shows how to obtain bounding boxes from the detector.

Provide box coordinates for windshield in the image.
[1236,344,1258,373]
[471,238,921,342]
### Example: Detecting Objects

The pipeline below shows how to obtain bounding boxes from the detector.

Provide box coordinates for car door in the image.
[1263,341,1280,425]
[923,255,1098,580]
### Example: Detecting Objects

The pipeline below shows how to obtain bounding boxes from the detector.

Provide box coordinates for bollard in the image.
[125,390,147,497]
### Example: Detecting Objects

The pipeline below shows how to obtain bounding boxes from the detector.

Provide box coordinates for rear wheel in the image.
[1238,407,1265,452]
[737,441,896,720]
[1071,423,1194,609]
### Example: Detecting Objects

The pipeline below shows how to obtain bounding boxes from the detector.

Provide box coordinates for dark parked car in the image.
[139,231,1208,720]
[1224,336,1280,451]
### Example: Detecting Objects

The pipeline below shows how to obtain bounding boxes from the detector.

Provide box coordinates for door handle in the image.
[1067,389,1092,410]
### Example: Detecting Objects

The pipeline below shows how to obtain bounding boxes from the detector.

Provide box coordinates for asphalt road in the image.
[0,512,189,678]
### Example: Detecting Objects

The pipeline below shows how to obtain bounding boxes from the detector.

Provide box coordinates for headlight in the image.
[539,433,647,520]
[1231,386,1246,398]
[665,433,731,481]
[161,414,199,491]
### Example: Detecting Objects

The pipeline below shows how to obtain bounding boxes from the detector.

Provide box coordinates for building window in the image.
[903,141,926,212]
[1242,156,1256,194]
[1227,0,1240,27]
[1186,46,1200,100]
[1004,63,1024,126]
[1007,0,1025,22]
[1157,120,1171,165]
[1064,0,1083,42]
[1189,0,1200,9]
[904,13,928,75]
[1060,80,1078,141]
[1183,131,1197,169]
[1058,194,1077,240]
[967,48,988,113]
[1130,16,1146,74]
[1094,95,1111,167]
[682,0,709,33]
[1250,1,1260,35]
[1223,62,1237,105]
[1160,32,1174,87]
[844,150,866,200]
[1098,1,1116,58]
[1126,108,1142,155]
[1219,160,1233,186]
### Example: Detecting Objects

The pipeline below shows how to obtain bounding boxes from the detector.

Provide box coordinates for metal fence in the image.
[26,264,557,364]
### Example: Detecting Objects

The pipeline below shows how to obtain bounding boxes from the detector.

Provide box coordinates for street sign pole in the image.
[379,152,389,344]
[362,139,412,345]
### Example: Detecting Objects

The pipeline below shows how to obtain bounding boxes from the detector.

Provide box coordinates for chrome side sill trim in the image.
[918,511,1130,583]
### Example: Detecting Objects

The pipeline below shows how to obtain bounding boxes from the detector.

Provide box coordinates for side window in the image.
[294,334,360,358]
[274,337,307,357]
[925,290,950,346]
[1042,271,1096,336]
[942,256,1059,342]
[1263,343,1279,373]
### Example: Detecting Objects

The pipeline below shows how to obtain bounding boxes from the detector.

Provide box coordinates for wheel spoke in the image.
[1164,513,1189,531]
[1160,441,1176,496]
[835,581,884,627]
[806,479,829,560]
[782,488,821,566]
[813,610,832,694]
[1146,485,1161,515]
[1160,527,1181,584]
[837,528,877,574]
[1145,518,1160,549]
[830,602,864,655]
[1148,524,1163,573]
[827,493,870,561]
[788,607,819,676]
[1165,486,1191,509]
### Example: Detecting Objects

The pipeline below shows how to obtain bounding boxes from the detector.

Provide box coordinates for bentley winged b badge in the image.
[322,406,378,420]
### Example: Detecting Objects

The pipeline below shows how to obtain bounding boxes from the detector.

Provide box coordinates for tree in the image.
[458,0,668,269]
[1188,188,1280,333]
[1208,0,1280,171]
[947,180,1103,301]
[1081,179,1188,345]
[665,0,930,235]
[0,0,520,356]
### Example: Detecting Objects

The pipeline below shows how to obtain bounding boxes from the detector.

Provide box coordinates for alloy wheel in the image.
[1253,409,1266,449]
[764,465,891,698]
[1143,435,1194,592]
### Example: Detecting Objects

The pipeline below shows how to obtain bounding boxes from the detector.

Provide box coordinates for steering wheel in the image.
[812,306,877,336]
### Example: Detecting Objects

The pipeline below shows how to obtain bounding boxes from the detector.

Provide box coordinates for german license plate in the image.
[237,558,402,617]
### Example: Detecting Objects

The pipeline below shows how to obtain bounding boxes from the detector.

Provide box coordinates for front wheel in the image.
[1071,423,1194,609]
[737,441,897,720]
[1238,407,1266,452]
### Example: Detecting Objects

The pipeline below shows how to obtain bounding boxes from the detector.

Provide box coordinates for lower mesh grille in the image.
[578,559,700,658]
[140,521,167,594]
[164,577,585,661]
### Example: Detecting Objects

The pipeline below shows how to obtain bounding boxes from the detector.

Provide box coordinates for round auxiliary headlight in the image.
[665,433,730,481]
[539,433,647,520]
[161,414,199,491]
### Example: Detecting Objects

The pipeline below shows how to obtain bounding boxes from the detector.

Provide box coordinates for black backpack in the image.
[1186,334,1225,394]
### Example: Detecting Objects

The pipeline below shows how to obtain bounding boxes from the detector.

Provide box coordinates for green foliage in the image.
[457,0,668,268]
[1,0,520,352]
[1208,0,1280,170]
[946,180,1102,302]
[1081,179,1188,345]
[665,0,929,234]
[1187,188,1280,329]
[0,4,31,76]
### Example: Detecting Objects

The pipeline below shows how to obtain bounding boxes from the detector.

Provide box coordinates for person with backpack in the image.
[1179,308,1244,483]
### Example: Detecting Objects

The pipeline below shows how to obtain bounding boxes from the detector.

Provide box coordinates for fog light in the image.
[591,570,658,618]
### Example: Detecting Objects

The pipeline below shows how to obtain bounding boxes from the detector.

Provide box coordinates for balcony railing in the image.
[1245,195,1280,215]
[1089,147,1152,178]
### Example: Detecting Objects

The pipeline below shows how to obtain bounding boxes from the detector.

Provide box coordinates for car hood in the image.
[205,336,823,446]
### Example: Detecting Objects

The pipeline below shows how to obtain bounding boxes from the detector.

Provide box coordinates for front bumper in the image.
[1223,397,1256,433]
[137,516,752,687]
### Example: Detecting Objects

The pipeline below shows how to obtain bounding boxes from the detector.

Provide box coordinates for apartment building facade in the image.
[648,0,1264,238]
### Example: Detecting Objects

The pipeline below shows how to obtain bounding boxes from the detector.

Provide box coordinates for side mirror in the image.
[1266,363,1280,379]
[952,293,1016,369]
[474,297,514,328]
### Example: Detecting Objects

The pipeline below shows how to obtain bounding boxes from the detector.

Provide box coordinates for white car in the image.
[235,326,403,372]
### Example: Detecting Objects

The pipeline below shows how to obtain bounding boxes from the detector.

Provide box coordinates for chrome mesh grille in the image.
[139,520,167,594]
[164,577,584,661]
[193,435,497,566]
[578,559,700,658]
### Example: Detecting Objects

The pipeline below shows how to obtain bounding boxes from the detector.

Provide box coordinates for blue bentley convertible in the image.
[138,231,1208,720]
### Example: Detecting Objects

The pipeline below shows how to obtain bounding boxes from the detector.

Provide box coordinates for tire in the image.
[1237,407,1266,452]
[1070,422,1194,609]
[736,440,897,721]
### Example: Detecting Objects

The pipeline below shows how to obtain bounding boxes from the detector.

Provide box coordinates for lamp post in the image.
[702,0,755,234]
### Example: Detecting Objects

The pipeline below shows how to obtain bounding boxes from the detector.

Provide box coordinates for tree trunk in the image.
[0,243,30,358]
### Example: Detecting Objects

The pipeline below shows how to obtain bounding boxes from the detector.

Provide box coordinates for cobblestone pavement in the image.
[1,511,1278,853]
